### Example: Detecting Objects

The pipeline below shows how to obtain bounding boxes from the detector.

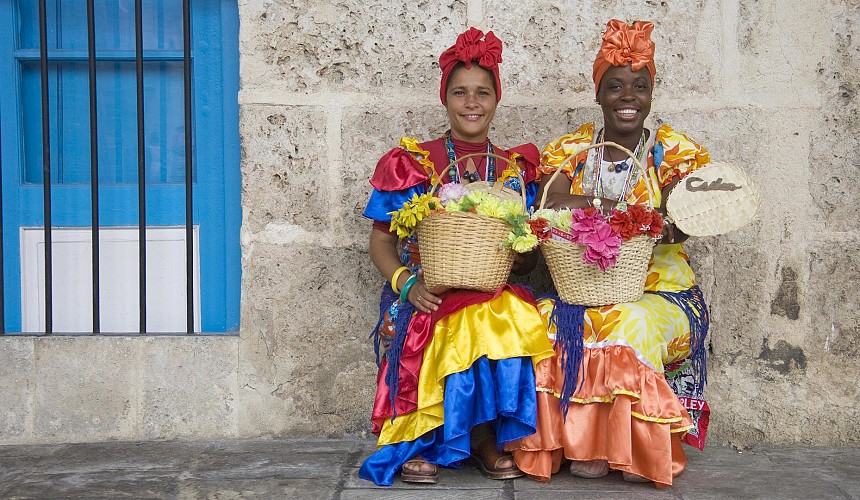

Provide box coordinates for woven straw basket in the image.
[539,141,656,306]
[417,152,525,294]
[665,161,760,237]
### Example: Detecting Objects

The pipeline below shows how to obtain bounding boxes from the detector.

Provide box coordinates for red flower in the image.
[648,211,664,238]
[627,204,653,230]
[528,217,551,242]
[608,210,638,240]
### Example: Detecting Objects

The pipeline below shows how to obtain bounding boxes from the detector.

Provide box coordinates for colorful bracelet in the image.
[399,274,419,303]
[390,266,410,294]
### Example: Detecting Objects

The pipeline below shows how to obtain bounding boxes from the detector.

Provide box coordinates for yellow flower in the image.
[388,192,440,238]
[498,199,523,218]
[475,196,503,218]
[509,233,539,253]
[532,209,557,225]
[555,209,573,231]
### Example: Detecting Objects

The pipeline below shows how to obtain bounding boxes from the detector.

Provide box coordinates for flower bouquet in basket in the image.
[531,204,663,271]
[535,141,665,306]
[388,154,541,293]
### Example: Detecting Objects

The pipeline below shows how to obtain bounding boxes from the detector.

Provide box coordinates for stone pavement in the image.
[0,438,857,499]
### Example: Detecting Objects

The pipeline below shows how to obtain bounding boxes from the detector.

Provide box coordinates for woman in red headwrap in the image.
[358,28,554,486]
[505,20,712,487]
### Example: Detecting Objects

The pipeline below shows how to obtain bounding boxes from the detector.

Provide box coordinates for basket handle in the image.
[538,140,654,211]
[432,152,528,212]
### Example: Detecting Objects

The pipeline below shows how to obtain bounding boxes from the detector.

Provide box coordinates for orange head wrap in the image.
[592,19,656,96]
[438,27,503,105]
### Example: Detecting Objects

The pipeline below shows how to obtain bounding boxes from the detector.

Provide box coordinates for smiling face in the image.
[597,64,653,140]
[445,64,498,142]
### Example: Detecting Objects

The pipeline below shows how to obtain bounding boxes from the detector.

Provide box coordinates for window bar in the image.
[38,0,53,334]
[135,0,147,334]
[86,0,101,334]
[183,0,194,334]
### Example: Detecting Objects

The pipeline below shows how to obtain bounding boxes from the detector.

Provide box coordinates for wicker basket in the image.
[538,141,656,306]
[416,152,526,294]
[665,161,760,237]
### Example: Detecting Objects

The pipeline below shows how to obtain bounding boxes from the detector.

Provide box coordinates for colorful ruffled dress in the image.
[359,135,556,486]
[506,123,712,487]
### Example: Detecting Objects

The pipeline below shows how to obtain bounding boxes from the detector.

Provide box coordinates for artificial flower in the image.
[508,233,539,253]
[528,217,551,242]
[438,182,469,205]
[388,192,441,239]
[580,224,622,271]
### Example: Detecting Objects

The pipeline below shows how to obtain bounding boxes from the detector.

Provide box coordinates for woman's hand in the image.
[406,270,443,313]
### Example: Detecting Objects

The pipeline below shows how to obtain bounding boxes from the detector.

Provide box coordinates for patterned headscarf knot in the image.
[438,27,503,104]
[592,19,656,96]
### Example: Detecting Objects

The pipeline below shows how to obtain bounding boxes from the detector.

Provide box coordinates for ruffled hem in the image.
[505,345,692,486]
[373,287,554,442]
[360,356,539,486]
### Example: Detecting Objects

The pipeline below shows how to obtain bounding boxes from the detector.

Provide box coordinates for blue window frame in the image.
[0,0,240,333]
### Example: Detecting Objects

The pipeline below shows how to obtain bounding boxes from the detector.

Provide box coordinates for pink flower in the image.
[580,223,622,271]
[438,182,469,205]
[570,208,606,243]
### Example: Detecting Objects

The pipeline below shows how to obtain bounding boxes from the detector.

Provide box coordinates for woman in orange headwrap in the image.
[506,20,712,487]
[358,28,554,486]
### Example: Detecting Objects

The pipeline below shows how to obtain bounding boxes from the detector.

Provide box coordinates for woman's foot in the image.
[470,438,524,480]
[622,471,651,483]
[569,459,610,478]
[400,457,439,484]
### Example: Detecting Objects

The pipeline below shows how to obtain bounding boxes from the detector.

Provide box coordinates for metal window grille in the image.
[0,0,197,335]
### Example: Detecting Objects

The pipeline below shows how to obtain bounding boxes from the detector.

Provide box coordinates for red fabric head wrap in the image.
[592,19,656,96]
[438,27,503,105]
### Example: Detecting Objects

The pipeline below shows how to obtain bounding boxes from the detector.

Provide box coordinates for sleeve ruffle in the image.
[537,123,595,181]
[653,124,710,188]
[365,138,437,223]
[369,137,437,192]
[363,185,425,223]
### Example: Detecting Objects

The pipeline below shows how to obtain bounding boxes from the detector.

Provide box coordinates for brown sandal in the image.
[470,441,524,480]
[400,457,439,484]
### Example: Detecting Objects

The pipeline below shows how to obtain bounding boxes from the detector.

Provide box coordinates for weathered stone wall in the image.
[236,0,860,447]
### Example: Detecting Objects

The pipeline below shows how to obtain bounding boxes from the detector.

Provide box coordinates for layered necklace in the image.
[445,131,495,183]
[592,128,646,201]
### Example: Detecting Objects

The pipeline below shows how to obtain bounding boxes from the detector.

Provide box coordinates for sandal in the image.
[400,457,439,484]
[470,440,524,480]
[569,459,610,479]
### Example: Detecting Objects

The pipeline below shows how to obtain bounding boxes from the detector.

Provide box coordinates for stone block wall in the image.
[237,0,859,447]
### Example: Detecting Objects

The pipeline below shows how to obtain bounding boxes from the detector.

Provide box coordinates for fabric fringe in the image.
[369,285,416,420]
[370,286,398,369]
[386,296,416,420]
[651,285,710,397]
[546,293,587,420]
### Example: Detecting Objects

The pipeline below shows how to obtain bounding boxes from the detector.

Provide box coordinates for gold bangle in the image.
[390,266,410,294]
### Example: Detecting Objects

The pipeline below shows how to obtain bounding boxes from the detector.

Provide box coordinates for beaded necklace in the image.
[445,131,495,183]
[592,129,646,201]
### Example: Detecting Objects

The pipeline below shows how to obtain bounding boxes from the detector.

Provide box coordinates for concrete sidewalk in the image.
[0,438,857,499]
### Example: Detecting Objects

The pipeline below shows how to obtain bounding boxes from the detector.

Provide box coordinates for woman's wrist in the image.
[399,274,419,303]
[390,266,410,293]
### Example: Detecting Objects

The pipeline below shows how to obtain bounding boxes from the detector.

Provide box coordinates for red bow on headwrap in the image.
[592,19,656,96]
[438,27,503,105]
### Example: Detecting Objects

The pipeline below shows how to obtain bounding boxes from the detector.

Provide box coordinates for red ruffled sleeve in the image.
[369,147,431,192]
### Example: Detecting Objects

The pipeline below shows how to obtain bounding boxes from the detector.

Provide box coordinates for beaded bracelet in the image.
[390,266,410,294]
[399,274,419,303]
